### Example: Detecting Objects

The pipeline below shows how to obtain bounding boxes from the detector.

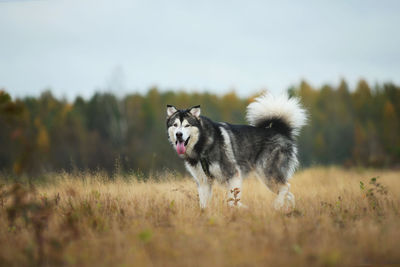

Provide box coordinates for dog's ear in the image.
[167,105,178,117]
[189,105,201,118]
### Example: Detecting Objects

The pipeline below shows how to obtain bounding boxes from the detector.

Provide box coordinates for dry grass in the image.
[1,167,400,266]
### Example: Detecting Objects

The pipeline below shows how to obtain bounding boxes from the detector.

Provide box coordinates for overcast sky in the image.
[1,0,399,100]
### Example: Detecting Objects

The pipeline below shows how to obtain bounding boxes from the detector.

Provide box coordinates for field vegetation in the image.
[0,167,399,266]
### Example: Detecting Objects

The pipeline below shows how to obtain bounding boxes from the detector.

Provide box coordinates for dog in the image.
[166,93,307,210]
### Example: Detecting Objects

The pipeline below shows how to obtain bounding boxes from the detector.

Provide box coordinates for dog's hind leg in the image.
[272,182,295,211]
[256,148,296,212]
[257,174,295,212]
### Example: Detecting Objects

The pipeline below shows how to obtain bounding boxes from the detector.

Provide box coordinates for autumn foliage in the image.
[1,79,400,176]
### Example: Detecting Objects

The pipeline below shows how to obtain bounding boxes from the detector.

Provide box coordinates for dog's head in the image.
[166,105,201,158]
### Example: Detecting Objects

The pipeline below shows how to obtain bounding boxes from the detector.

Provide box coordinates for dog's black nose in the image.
[176,132,183,139]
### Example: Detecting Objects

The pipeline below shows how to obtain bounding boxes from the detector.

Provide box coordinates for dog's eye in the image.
[173,123,178,127]
[184,125,190,128]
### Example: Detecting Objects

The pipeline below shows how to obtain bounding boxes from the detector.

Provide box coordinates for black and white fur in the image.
[166,93,307,210]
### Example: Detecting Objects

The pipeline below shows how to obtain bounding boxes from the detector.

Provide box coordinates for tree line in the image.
[1,79,399,177]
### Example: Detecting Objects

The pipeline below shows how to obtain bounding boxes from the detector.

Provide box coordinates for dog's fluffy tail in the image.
[246,93,307,137]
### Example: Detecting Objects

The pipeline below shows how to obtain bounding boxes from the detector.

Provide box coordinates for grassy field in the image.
[0,167,399,266]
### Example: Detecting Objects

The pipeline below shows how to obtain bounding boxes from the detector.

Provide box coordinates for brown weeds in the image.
[0,168,399,266]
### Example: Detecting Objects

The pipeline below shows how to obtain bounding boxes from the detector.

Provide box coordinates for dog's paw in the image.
[273,196,285,210]
[274,192,295,212]
[286,192,295,207]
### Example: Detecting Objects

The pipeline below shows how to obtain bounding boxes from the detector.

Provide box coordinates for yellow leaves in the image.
[221,91,239,103]
[0,90,11,103]
[383,100,395,118]
[37,127,50,152]
[247,91,264,105]
[12,162,22,175]
[314,133,326,156]
[61,104,73,119]
[35,118,50,152]
[382,100,399,148]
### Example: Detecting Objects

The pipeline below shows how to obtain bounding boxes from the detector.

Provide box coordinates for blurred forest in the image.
[1,79,400,177]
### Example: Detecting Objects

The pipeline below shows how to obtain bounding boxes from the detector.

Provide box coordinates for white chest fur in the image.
[185,162,207,185]
[185,161,226,184]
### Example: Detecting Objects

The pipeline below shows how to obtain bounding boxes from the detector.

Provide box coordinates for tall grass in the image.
[0,167,399,266]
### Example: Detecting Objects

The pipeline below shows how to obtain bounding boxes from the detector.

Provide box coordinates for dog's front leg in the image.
[197,182,212,209]
[185,162,213,209]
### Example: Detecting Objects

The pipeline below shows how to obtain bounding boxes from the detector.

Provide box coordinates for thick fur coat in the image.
[166,93,307,210]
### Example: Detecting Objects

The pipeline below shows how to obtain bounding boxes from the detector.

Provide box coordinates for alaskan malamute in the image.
[166,93,307,210]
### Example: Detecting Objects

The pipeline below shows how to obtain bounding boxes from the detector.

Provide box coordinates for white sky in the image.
[1,0,399,100]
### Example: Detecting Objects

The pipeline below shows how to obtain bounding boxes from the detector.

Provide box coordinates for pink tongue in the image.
[176,142,186,154]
